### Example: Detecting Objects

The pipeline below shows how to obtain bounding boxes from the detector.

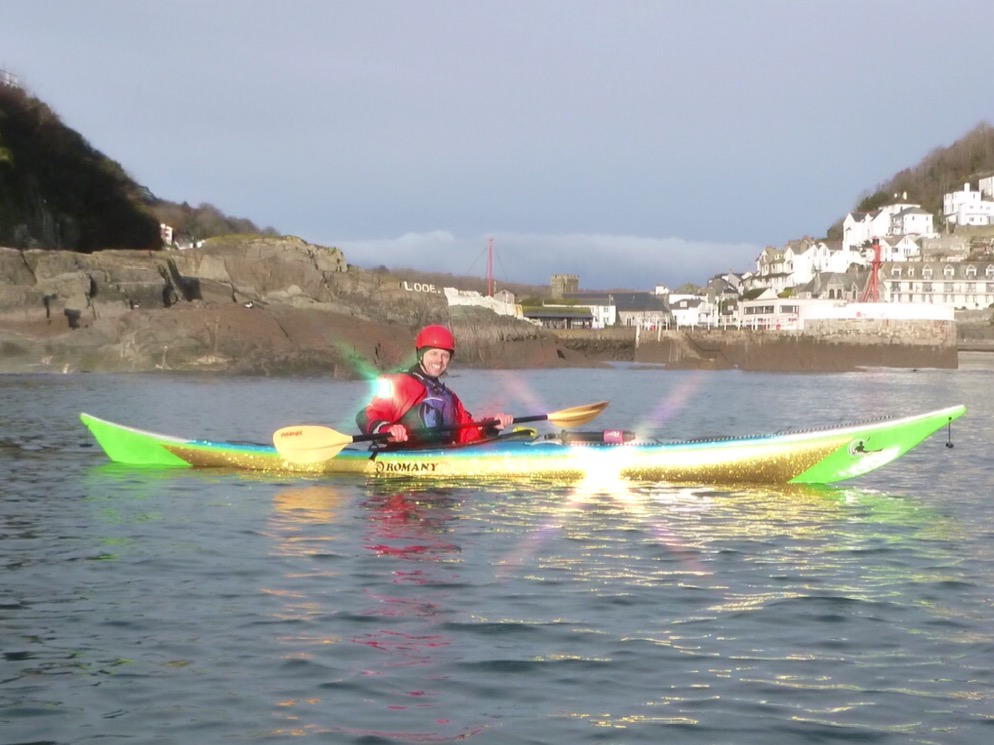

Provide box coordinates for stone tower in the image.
[550,273,579,300]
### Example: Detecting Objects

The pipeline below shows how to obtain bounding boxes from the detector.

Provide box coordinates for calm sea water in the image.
[2,360,993,744]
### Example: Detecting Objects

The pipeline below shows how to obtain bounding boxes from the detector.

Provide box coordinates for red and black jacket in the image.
[356,366,487,446]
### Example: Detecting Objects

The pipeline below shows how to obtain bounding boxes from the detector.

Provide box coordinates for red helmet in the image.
[415,324,455,354]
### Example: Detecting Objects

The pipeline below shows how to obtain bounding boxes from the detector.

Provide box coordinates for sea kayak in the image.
[80,404,965,485]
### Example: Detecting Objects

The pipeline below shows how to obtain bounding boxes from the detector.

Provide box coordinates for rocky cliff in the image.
[0,236,582,375]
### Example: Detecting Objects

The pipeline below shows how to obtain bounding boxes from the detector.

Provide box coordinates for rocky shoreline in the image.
[0,238,593,375]
[0,237,984,376]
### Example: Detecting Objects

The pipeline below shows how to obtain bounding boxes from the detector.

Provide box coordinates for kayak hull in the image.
[80,405,965,486]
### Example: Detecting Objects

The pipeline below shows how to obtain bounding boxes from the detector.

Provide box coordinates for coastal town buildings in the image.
[747,238,867,295]
[883,260,994,308]
[730,183,994,327]
[522,305,593,329]
[494,183,994,332]
[614,292,670,328]
[842,196,937,251]
[560,292,616,328]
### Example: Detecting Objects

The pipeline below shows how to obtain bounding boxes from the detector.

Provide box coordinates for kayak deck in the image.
[80,405,965,485]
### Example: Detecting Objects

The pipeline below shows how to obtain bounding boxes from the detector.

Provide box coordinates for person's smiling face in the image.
[419,347,451,377]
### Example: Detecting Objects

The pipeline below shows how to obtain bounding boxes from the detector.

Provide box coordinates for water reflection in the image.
[265,483,486,741]
[480,477,972,735]
[269,483,349,558]
[494,477,954,612]
[360,488,463,563]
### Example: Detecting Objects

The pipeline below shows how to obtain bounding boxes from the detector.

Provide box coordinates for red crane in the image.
[861,238,882,302]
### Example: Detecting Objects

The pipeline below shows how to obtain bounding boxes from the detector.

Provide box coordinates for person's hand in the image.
[384,423,408,443]
[490,413,514,431]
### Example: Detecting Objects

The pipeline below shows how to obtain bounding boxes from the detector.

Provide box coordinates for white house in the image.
[891,206,934,236]
[753,246,792,295]
[943,182,994,226]
[877,235,922,262]
[782,239,828,286]
[842,210,892,249]
[842,212,872,251]
[842,197,935,250]
[668,295,714,328]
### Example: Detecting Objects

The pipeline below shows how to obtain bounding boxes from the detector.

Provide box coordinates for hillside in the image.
[0,83,161,251]
[0,82,273,252]
[5,77,994,282]
[827,121,994,239]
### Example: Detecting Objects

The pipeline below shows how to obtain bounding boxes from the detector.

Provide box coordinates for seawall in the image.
[554,320,959,372]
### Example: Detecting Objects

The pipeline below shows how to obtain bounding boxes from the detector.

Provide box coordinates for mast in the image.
[486,237,494,297]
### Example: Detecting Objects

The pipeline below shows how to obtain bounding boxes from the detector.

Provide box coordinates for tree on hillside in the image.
[0,84,160,251]
[827,121,994,237]
[150,199,278,242]
[1,84,275,251]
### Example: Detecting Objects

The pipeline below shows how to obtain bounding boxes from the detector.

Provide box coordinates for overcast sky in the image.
[3,0,992,290]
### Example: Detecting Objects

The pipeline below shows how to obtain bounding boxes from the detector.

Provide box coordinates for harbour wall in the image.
[554,319,959,371]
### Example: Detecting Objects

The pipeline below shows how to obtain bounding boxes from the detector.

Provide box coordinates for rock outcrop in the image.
[0,236,580,375]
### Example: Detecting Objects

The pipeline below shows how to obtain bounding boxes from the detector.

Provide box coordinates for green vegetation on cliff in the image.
[0,83,275,252]
[0,84,160,251]
[827,121,994,239]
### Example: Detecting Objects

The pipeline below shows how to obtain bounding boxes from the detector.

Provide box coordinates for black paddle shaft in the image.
[353,414,529,445]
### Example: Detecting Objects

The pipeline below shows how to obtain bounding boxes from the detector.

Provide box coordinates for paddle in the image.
[273,400,610,465]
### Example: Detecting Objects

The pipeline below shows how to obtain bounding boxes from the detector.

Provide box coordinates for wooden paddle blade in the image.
[545,400,609,428]
[273,425,355,464]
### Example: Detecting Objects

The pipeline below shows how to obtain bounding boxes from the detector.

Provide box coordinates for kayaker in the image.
[356,324,514,446]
